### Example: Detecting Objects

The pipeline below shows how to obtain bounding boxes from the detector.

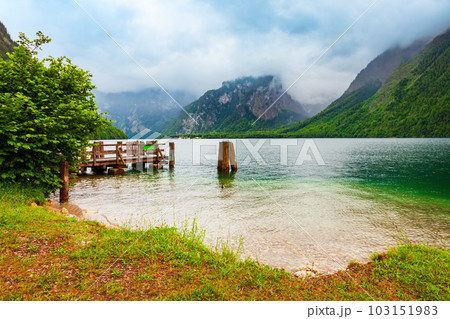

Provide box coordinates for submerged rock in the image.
[293,267,319,278]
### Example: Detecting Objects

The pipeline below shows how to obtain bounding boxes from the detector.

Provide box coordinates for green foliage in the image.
[373,244,450,300]
[0,181,46,204]
[89,121,128,140]
[0,32,107,196]
[279,81,382,137]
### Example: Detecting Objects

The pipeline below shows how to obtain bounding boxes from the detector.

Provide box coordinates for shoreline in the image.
[1,189,448,300]
[45,200,324,276]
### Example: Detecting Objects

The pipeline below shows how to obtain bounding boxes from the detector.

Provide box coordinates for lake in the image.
[68,138,450,273]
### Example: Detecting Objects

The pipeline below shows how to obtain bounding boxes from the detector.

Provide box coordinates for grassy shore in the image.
[0,185,448,301]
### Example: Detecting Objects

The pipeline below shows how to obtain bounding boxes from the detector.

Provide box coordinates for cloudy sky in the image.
[1,0,449,107]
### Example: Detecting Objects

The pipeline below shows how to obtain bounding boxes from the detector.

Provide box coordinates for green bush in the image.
[0,32,107,196]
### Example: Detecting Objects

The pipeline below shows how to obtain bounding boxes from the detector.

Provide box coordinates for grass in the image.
[0,184,448,301]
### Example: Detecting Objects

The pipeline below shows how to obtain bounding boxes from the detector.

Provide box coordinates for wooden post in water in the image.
[217,141,230,172]
[59,161,69,203]
[229,142,237,172]
[169,142,175,169]
[218,141,237,172]
[217,142,223,171]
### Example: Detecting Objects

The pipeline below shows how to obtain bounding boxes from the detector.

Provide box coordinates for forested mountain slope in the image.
[281,30,449,137]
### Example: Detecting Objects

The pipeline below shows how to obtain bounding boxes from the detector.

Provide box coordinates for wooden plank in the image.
[86,155,159,163]
[81,160,168,167]
[98,143,120,147]
[86,150,119,155]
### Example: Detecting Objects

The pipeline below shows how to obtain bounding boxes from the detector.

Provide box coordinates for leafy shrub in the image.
[0,32,107,196]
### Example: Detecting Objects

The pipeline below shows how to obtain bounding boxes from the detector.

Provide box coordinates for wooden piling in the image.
[229,142,237,172]
[117,141,125,165]
[169,142,175,169]
[99,141,104,159]
[59,161,69,203]
[218,141,237,172]
[217,141,230,172]
[115,142,123,165]
[223,142,230,172]
[92,144,97,166]
[217,142,224,171]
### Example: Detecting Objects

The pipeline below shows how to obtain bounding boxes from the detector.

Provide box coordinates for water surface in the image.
[69,138,450,272]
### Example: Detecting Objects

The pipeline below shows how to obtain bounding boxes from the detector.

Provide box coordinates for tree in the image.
[0,32,108,196]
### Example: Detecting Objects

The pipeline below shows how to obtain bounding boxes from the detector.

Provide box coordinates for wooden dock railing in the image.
[80,140,170,174]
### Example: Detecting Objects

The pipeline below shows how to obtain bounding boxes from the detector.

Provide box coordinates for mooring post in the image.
[217,141,230,172]
[59,161,69,203]
[217,142,223,171]
[229,142,238,172]
[223,142,230,172]
[169,142,175,169]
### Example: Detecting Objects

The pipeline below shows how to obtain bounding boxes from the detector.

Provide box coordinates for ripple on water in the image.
[66,139,450,273]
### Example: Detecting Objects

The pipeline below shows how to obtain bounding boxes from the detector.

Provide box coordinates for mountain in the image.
[164,75,309,134]
[343,39,429,96]
[0,22,16,59]
[281,29,450,138]
[89,122,128,140]
[95,88,197,137]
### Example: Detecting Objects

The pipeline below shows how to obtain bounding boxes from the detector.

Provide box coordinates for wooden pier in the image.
[79,140,171,175]
[59,140,238,203]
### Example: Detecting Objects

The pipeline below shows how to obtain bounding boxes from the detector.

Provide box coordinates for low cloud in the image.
[2,0,449,109]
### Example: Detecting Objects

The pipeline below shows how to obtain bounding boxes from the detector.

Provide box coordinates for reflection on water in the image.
[218,171,236,188]
[68,138,450,272]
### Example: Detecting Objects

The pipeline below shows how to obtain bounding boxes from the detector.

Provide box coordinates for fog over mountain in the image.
[2,0,449,115]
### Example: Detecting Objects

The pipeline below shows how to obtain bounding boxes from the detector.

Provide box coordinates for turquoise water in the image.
[69,138,450,272]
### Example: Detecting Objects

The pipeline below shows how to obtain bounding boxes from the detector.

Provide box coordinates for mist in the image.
[1,0,449,111]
